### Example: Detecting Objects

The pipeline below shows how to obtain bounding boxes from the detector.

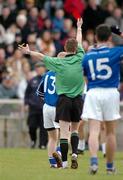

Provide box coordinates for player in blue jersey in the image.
[37,70,61,168]
[82,24,123,174]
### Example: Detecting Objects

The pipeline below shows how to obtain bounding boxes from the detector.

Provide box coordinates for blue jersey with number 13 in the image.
[82,46,123,90]
[37,71,58,106]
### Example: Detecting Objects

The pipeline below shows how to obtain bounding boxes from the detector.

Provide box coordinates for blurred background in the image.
[0,0,123,149]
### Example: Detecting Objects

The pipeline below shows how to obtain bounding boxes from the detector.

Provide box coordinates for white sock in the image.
[62,161,68,168]
[101,143,106,155]
[78,139,85,151]
[72,153,77,158]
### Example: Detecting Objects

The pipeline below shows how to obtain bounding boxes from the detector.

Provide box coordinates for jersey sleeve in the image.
[119,46,123,60]
[82,55,87,76]
[36,75,45,98]
[76,44,85,60]
[43,56,61,72]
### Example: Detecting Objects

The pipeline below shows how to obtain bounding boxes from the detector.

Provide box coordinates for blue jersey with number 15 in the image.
[37,71,58,106]
[82,46,123,90]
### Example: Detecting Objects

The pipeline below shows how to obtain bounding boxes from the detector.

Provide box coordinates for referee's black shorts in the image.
[56,95,83,123]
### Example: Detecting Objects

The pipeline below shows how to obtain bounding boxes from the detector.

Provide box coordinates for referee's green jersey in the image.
[43,45,85,98]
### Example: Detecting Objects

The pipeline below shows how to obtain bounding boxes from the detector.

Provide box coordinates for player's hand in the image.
[77,18,83,28]
[18,44,30,55]
[111,25,121,36]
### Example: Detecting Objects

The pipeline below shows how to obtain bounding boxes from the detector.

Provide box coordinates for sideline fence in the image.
[0,99,123,150]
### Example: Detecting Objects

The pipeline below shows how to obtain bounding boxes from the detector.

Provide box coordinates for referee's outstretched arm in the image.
[18,43,45,61]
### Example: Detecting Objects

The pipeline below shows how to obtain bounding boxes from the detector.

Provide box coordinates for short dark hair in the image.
[64,38,78,53]
[96,24,111,42]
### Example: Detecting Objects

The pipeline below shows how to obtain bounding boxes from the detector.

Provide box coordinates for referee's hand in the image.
[77,18,83,28]
[18,44,31,55]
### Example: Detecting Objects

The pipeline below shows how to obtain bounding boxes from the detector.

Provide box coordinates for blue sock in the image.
[49,157,57,166]
[56,146,61,153]
[106,162,113,169]
[90,157,98,166]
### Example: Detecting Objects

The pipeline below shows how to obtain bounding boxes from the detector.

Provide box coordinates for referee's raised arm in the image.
[76,18,83,45]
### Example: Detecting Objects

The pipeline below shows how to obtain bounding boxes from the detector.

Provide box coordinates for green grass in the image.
[0,149,123,180]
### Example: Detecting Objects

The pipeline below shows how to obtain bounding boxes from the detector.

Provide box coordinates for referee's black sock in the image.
[60,139,68,162]
[71,132,79,155]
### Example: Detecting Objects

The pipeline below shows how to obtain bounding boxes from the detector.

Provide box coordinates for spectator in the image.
[105,8,123,32]
[0,72,17,99]
[83,0,106,32]
[42,18,52,32]
[53,9,64,31]
[28,7,39,33]
[17,62,33,99]
[24,62,48,149]
[61,18,73,45]
[37,30,56,56]
[37,9,48,30]
[5,44,14,58]
[44,0,63,18]
[52,29,63,55]
[68,27,77,39]
[63,18,73,34]
[0,24,5,45]
[82,40,90,52]
[7,0,18,14]
[0,48,5,65]
[101,0,117,17]
[16,14,29,42]
[0,48,7,83]
[6,49,28,84]
[24,0,35,11]
[4,32,15,46]
[27,33,38,69]
[85,30,95,45]
[0,5,15,29]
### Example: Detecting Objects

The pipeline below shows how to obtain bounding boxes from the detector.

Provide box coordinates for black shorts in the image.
[56,95,83,123]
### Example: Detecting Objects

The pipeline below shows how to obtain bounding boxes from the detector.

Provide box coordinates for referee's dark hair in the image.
[96,24,112,42]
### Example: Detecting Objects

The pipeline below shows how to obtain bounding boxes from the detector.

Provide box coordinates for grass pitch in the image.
[0,149,123,180]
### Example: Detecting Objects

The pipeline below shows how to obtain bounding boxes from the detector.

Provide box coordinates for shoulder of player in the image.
[113,45,123,50]
[45,70,55,76]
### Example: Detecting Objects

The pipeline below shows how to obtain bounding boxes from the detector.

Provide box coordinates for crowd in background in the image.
[0,0,123,100]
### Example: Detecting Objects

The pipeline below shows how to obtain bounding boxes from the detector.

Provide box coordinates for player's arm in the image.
[36,76,45,99]
[18,44,45,61]
[76,18,83,45]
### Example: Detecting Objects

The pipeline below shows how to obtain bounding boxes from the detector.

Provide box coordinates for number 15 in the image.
[88,58,112,80]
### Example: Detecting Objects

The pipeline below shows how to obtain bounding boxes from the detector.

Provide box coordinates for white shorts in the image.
[43,103,60,130]
[82,88,121,121]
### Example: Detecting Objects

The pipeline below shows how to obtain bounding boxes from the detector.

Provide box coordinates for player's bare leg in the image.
[70,122,79,169]
[78,120,85,154]
[88,120,101,174]
[59,120,70,168]
[105,121,117,174]
[100,122,106,157]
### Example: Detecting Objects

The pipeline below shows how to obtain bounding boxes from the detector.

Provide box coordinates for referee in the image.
[19,18,85,169]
